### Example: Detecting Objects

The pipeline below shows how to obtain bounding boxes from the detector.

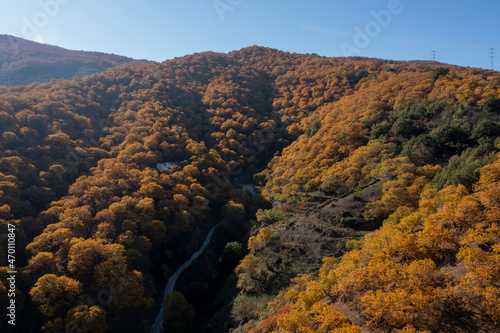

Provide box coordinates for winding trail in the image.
[151,224,219,333]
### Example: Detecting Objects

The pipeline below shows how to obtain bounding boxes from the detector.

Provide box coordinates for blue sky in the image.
[1,0,499,69]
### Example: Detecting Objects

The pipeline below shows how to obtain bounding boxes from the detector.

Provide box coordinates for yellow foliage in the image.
[248,227,275,251]
[272,302,361,333]
[270,152,500,331]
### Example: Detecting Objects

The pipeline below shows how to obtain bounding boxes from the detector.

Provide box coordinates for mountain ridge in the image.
[0,34,148,86]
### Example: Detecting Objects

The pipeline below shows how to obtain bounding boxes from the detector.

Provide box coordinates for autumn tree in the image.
[30,274,83,317]
[164,291,196,333]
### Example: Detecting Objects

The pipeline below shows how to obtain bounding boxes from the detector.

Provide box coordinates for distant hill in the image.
[0,35,147,86]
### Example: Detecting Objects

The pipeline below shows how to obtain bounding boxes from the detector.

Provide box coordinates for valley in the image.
[0,39,499,333]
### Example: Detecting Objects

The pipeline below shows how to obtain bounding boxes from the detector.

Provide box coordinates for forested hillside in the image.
[0,45,499,333]
[0,35,142,86]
